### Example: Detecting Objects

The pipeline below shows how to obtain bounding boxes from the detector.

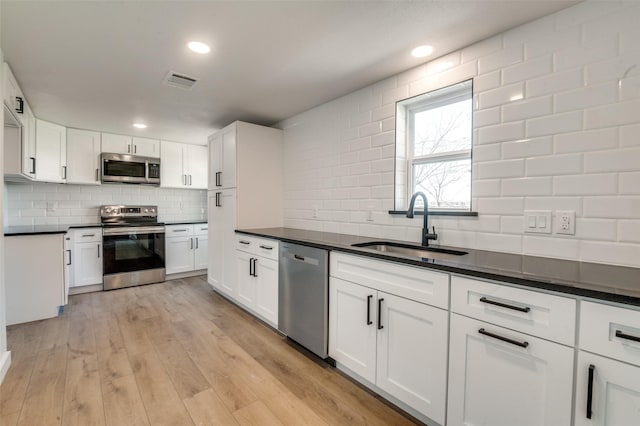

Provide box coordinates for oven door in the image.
[102,226,165,289]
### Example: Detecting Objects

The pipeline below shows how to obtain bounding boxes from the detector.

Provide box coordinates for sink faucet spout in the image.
[406,192,438,246]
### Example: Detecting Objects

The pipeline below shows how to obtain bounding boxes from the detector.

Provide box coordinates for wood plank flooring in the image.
[0,276,420,426]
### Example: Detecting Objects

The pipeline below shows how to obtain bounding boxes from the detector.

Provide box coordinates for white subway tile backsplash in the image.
[554,82,618,113]
[475,232,523,253]
[584,147,640,173]
[620,172,640,194]
[461,36,502,63]
[525,197,582,213]
[525,26,581,59]
[619,220,640,243]
[472,179,501,197]
[371,131,394,147]
[619,75,640,101]
[554,128,618,154]
[526,111,583,138]
[502,97,552,123]
[526,68,583,98]
[580,241,640,267]
[503,55,553,84]
[586,99,640,129]
[554,174,618,196]
[502,177,552,196]
[526,153,582,176]
[524,236,580,260]
[502,136,553,159]
[500,216,525,234]
[475,159,525,179]
[477,121,525,145]
[584,197,640,219]
[472,143,501,162]
[575,218,617,241]
[479,83,525,109]
[382,85,409,105]
[620,124,640,147]
[473,70,501,93]
[474,107,501,128]
[476,197,524,215]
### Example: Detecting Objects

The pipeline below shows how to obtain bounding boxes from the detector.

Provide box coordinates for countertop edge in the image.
[236,228,640,307]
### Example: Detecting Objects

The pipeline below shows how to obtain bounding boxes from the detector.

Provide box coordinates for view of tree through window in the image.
[403,80,473,210]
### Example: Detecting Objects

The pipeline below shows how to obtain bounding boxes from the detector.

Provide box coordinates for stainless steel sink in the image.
[352,241,468,261]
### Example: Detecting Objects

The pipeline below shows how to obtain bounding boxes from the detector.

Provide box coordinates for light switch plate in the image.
[524,210,552,234]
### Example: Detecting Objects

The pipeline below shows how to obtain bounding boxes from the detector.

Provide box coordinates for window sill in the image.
[388,210,478,217]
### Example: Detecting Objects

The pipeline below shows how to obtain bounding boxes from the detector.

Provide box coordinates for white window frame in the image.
[403,79,473,211]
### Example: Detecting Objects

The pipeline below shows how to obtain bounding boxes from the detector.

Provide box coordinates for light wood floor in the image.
[0,276,419,426]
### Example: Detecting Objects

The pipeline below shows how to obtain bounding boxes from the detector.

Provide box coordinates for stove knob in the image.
[143,208,149,214]
[104,207,111,214]
[150,208,156,213]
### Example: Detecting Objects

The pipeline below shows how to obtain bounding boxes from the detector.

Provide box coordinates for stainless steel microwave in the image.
[101,153,160,185]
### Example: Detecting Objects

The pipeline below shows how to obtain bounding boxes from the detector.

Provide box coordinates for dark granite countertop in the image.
[4,223,103,236]
[236,227,640,307]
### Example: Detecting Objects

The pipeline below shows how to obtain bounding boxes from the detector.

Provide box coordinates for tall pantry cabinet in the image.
[207,121,283,300]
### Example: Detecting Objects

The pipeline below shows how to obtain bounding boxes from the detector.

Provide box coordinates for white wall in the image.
[278,1,640,268]
[4,182,207,225]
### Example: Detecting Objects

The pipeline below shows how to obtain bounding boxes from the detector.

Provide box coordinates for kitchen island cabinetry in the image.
[35,119,67,183]
[235,236,279,327]
[66,128,101,185]
[160,141,207,189]
[165,223,208,275]
[329,252,449,425]
[575,301,640,426]
[207,121,283,298]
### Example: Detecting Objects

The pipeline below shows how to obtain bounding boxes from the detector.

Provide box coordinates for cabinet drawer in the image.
[193,223,208,236]
[69,228,102,243]
[580,301,640,367]
[253,238,278,260]
[166,224,194,236]
[236,235,255,252]
[451,275,576,346]
[330,252,449,309]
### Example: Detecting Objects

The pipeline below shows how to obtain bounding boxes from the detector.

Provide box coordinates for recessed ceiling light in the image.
[411,45,434,58]
[133,123,147,129]
[188,41,210,54]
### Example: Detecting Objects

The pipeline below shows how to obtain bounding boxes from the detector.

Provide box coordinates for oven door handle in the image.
[103,226,165,236]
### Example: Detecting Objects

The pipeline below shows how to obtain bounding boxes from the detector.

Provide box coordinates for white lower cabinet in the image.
[165,224,208,275]
[67,228,103,288]
[329,253,449,425]
[447,313,574,426]
[235,235,279,327]
[575,301,640,426]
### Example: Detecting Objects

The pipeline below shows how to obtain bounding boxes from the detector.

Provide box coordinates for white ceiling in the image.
[1,1,579,144]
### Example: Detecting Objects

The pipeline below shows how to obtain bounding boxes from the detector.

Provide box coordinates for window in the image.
[395,79,473,212]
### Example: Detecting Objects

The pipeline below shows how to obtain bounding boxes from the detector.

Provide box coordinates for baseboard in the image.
[68,283,103,295]
[0,351,12,385]
[166,269,207,281]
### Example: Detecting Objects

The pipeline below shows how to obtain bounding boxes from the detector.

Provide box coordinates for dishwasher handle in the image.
[294,254,305,261]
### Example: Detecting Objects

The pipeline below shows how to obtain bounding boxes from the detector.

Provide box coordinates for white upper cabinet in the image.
[3,63,26,121]
[102,133,159,157]
[35,119,67,183]
[161,140,207,189]
[208,123,237,189]
[66,128,101,185]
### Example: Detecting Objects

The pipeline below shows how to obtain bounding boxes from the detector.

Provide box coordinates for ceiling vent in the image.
[163,71,198,90]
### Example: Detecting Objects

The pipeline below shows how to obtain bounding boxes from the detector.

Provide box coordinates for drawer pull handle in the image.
[173,229,188,232]
[239,240,250,245]
[377,298,384,330]
[615,330,640,343]
[366,295,373,325]
[294,254,305,261]
[479,296,531,313]
[586,364,595,419]
[478,328,529,348]
[82,233,96,237]
[259,245,273,250]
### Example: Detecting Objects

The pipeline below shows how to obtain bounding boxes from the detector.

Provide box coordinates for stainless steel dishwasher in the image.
[279,242,329,359]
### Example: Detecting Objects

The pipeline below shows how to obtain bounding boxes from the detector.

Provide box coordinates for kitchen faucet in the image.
[406,192,438,246]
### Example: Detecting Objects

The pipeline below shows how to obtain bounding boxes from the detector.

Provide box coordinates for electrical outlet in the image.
[556,210,575,235]
[524,210,551,234]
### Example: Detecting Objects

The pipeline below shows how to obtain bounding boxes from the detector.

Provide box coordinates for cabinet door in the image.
[208,134,222,190]
[35,119,67,183]
[4,63,24,117]
[208,193,223,291]
[165,236,195,274]
[329,277,377,383]
[575,351,640,426]
[221,125,236,188]
[101,133,132,154]
[255,256,278,327]
[194,235,208,270]
[160,141,185,188]
[221,190,237,296]
[22,102,36,178]
[447,314,574,426]
[72,241,103,287]
[236,250,256,308]
[186,144,208,189]
[67,128,101,185]
[132,137,159,157]
[376,292,448,424]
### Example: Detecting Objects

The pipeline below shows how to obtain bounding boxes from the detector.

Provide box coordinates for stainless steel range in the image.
[101,205,165,290]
